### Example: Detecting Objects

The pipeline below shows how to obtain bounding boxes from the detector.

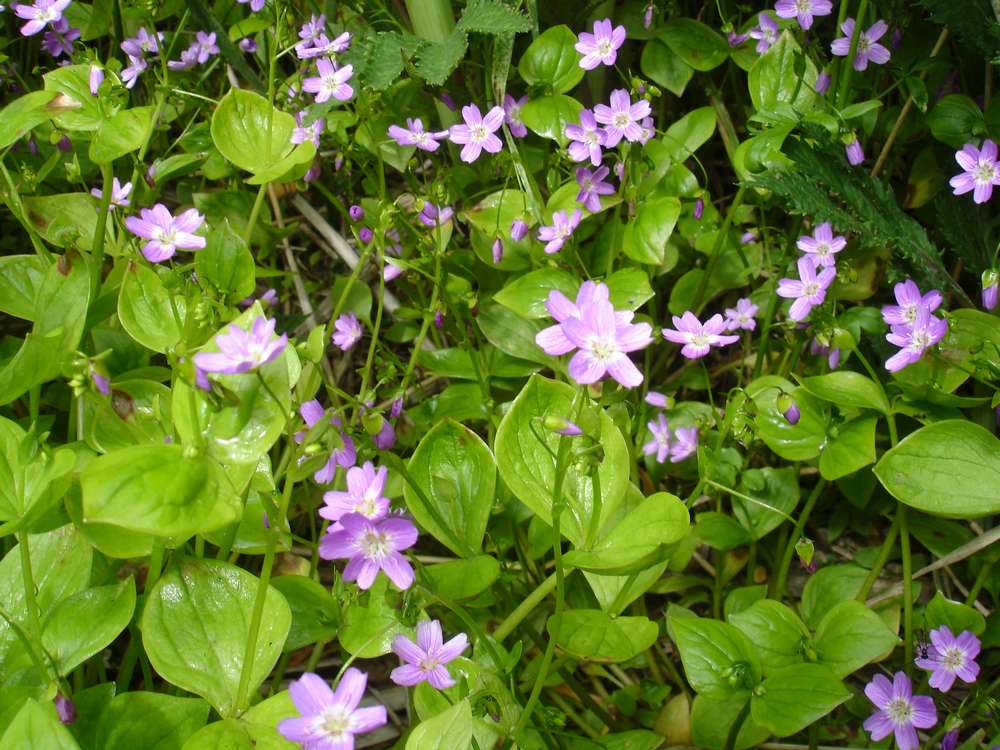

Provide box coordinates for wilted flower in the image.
[448,104,505,163]
[388,118,447,152]
[565,109,607,166]
[575,18,627,70]
[91,178,133,210]
[662,311,740,359]
[278,670,387,750]
[774,0,832,30]
[302,59,354,103]
[949,140,1000,204]
[863,672,936,750]
[724,298,758,331]
[503,94,528,138]
[537,209,582,254]
[391,620,468,689]
[124,203,206,263]
[776,257,836,321]
[13,0,71,36]
[319,512,418,590]
[915,626,981,693]
[575,166,615,212]
[321,461,391,524]
[194,316,288,375]
[832,18,891,71]
[748,12,779,54]
[331,313,363,351]
[594,89,651,147]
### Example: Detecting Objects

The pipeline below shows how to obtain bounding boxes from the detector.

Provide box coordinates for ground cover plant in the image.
[0,0,999,748]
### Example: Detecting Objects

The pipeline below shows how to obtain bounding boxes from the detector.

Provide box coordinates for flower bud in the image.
[88,64,104,95]
[845,136,864,166]
[54,694,76,725]
[777,392,800,425]
[57,135,72,152]
[491,237,503,264]
[239,37,258,53]
[434,310,444,329]
[374,420,396,450]
[982,269,998,311]
[358,227,373,244]
[645,390,671,408]
[510,218,528,241]
[542,416,582,436]
[795,536,815,569]
[814,70,831,95]
[349,204,364,222]
[693,197,704,220]
[643,2,654,29]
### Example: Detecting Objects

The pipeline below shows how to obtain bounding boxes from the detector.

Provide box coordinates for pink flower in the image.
[121,55,147,90]
[448,104,505,163]
[387,118,447,152]
[537,209,582,254]
[321,461,390,524]
[574,18,626,70]
[536,281,619,356]
[88,64,104,95]
[776,257,836,321]
[123,203,206,263]
[863,672,936,750]
[881,279,943,328]
[319,512,418,590]
[559,298,653,388]
[723,298,758,331]
[774,0,832,30]
[845,136,865,165]
[302,58,354,103]
[91,178,132,210]
[643,413,672,464]
[13,0,71,36]
[884,307,947,372]
[193,316,288,375]
[796,222,846,267]
[278,670,387,750]
[390,620,468,689]
[594,89,651,147]
[982,269,999,311]
[915,626,981,693]
[503,94,528,138]
[575,166,615,212]
[949,140,1000,204]
[331,313,363,351]
[748,12,779,54]
[831,18,891,71]
[565,109,607,166]
[662,311,739,359]
[292,111,324,147]
[670,426,698,462]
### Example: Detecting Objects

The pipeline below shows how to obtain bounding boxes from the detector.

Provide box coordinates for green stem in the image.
[16,532,41,642]
[693,185,747,315]
[244,183,268,246]
[724,700,751,750]
[965,562,992,606]
[773,479,827,600]
[493,571,558,642]
[855,516,899,602]
[835,0,869,108]
[399,247,443,396]
[91,162,114,297]
[898,503,913,675]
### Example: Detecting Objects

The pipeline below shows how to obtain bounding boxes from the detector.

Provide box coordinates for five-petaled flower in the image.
[448,104,505,163]
[565,109,607,166]
[537,209,582,254]
[594,89,651,147]
[388,118,447,152]
[797,222,846,267]
[320,512,418,590]
[13,0,71,36]
[194,316,288,375]
[884,306,948,372]
[303,58,354,103]
[575,18,627,70]
[331,312,363,351]
[643,413,672,464]
[558,296,653,388]
[915,625,981,693]
[724,298,759,331]
[278,670,387,750]
[832,18,891,71]
[575,166,615,212]
[863,671,936,750]
[662,311,740,359]
[91,178,133,211]
[881,279,942,328]
[321,461,391,525]
[774,0,833,30]
[777,257,837,321]
[749,12,779,54]
[390,620,468,689]
[124,203,206,263]
[949,140,1000,204]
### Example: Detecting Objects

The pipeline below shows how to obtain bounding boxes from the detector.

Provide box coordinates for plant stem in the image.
[16,532,41,642]
[493,571,558,642]
[244,183,268,246]
[693,185,747,315]
[898,502,913,675]
[855,516,899,602]
[773,479,827,600]
[835,0,868,108]
[724,699,751,750]
[91,162,114,297]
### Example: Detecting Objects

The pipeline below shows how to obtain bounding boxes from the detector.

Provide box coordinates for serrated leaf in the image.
[415,30,468,87]
[458,0,531,34]
[364,32,423,91]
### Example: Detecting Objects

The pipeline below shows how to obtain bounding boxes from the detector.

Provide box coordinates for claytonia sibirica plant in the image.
[2,1,1000,749]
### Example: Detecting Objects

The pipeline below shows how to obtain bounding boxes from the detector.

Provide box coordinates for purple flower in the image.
[575,18,626,70]
[560,298,653,388]
[121,27,161,58]
[503,94,528,138]
[331,313,363,351]
[299,32,351,59]
[643,2,655,29]
[89,364,111,397]
[194,316,288,375]
[749,12,779,54]
[810,338,841,369]
[774,0,832,30]
[949,140,1000,204]
[982,269,998,311]
[885,307,948,372]
[864,672,937,750]
[54,694,75,725]
[724,298,758,331]
[390,620,468,689]
[296,14,325,50]
[728,31,750,47]
[662,311,740,359]
[388,118,447,152]
[537,209,582,254]
[693,198,705,220]
[645,391,669,408]
[776,257,836,321]
[91,178,132,210]
[88,64,104,95]
[536,281,618,356]
[167,46,199,72]
[239,38,258,53]
[439,92,457,111]
[797,222,846,267]
[594,89,651,147]
[121,55,147,90]
[845,137,865,165]
[314,432,357,484]
[637,115,656,144]
[124,203,206,263]
[565,109,607,166]
[915,626,981,693]
[554,420,582,436]
[448,104,505,163]
[778,393,800,425]
[491,237,503,264]
[319,512,418,590]
[292,111,324,147]
[374,420,396,450]
[236,0,265,11]
[349,204,364,222]
[321,461,390,524]
[302,59,354,103]
[358,227,373,244]
[575,166,615,212]
[832,18,891,71]
[815,70,831,95]
[740,230,758,245]
[168,31,218,69]
[670,426,698,462]
[510,218,528,241]
[41,18,79,57]
[278,670,387,750]
[643,413,672,464]
[881,279,943,328]
[418,202,453,228]
[13,0,71,36]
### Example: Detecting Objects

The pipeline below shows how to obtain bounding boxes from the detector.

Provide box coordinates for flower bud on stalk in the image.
[777,392,800,424]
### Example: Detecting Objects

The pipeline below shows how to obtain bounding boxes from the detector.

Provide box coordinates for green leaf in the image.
[361,31,423,91]
[196,221,256,301]
[406,698,474,750]
[81,445,241,540]
[519,94,584,144]
[89,107,153,164]
[0,253,91,407]
[0,255,46,321]
[1,699,81,749]
[640,40,694,97]
[43,64,105,131]
[420,556,501,601]
[605,267,655,311]
[494,375,629,547]
[269,576,340,653]
[819,415,877,481]
[813,600,899,677]
[458,0,532,34]
[751,664,849,737]
[564,492,689,574]
[927,95,985,148]
[415,30,468,86]
[924,592,987,635]
[733,467,799,541]
[729,600,809,675]
[621,195,681,265]
[657,19,729,71]
[117,263,186,353]
[476,301,548,364]
[874,420,1000,517]
[660,107,718,165]
[548,610,659,663]
[339,578,407,658]
[748,376,828,461]
[42,579,136,676]
[141,559,291,717]
[210,89,315,182]
[691,695,770,750]
[95,692,210,750]
[799,564,868,630]
[0,91,56,151]
[518,25,585,93]
[403,418,497,556]
[494,267,579,319]
[694,511,751,552]
[671,615,762,698]
[800,371,890,414]
[749,30,818,118]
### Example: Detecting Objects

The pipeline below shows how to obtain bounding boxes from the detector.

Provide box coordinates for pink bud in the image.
[510,218,528,241]
[434,310,444,329]
[491,237,503,264]
[88,64,103,95]
[693,197,704,220]
[845,137,864,165]
[814,71,831,95]
[349,204,364,222]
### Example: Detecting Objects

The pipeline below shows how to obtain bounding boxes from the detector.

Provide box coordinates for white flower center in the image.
[815,242,832,258]
[359,528,390,560]
[941,646,965,670]
[39,8,59,21]
[418,656,440,672]
[612,112,631,129]
[323,76,340,93]
[796,0,811,11]
[152,227,177,248]
[583,130,600,145]
[902,304,917,323]
[803,281,821,298]
[597,40,613,57]
[557,223,572,238]
[690,332,710,347]
[471,124,488,142]
[413,131,430,145]
[858,36,871,54]
[886,698,912,726]
[909,329,933,351]
[976,162,997,183]
[588,335,618,362]
[321,707,353,737]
